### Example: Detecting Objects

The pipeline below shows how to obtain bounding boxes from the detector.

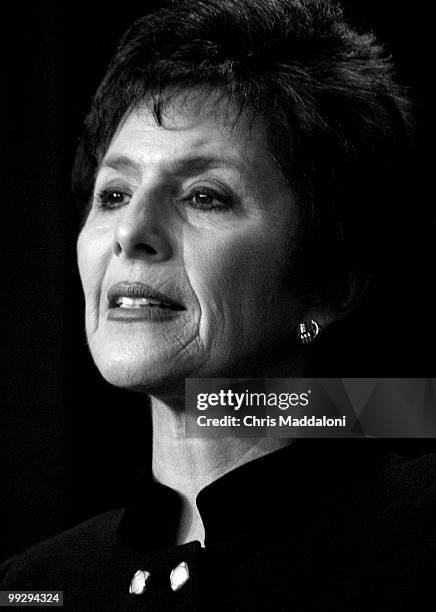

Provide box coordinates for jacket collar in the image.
[119,440,386,552]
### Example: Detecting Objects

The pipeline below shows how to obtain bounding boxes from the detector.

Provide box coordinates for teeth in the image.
[116,297,166,309]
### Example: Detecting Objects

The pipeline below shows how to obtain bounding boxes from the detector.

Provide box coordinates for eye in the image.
[184,188,231,211]
[95,188,131,210]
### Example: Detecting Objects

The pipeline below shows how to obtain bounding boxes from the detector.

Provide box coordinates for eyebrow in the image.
[100,155,138,173]
[100,153,244,177]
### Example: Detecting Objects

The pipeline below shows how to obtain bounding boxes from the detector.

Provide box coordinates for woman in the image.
[1,0,435,609]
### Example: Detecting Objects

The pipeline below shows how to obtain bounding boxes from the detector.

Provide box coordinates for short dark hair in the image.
[72,0,413,290]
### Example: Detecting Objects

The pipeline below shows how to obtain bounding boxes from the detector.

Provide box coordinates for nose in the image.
[112,188,173,262]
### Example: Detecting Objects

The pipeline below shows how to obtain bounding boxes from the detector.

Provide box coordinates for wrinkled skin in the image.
[77,94,308,392]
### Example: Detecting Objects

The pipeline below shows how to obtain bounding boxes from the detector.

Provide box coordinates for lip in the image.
[106,281,185,322]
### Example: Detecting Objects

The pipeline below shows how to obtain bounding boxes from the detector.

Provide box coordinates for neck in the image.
[150,395,292,546]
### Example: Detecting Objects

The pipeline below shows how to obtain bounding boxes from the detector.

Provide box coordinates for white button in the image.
[170,561,190,591]
[129,569,151,595]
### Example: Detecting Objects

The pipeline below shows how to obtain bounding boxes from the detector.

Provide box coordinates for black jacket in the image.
[1,442,436,611]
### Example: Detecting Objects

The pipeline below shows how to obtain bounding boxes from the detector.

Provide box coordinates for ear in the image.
[304,270,371,333]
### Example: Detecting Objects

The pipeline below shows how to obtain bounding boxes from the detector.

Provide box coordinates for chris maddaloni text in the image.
[196,415,347,428]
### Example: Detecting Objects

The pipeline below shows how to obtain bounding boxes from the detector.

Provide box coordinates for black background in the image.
[0,1,434,562]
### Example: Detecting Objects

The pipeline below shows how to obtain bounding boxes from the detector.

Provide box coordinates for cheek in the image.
[185,228,282,333]
[77,229,110,308]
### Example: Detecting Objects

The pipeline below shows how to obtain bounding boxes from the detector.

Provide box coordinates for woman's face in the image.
[77,94,308,391]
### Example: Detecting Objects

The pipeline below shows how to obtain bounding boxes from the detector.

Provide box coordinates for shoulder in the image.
[345,450,436,535]
[377,451,436,513]
[349,451,436,577]
[0,508,126,589]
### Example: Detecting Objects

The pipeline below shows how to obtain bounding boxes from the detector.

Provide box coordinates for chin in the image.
[89,342,194,393]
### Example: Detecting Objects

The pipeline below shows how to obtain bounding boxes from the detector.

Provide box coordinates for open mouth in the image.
[107,282,185,320]
[113,296,182,310]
